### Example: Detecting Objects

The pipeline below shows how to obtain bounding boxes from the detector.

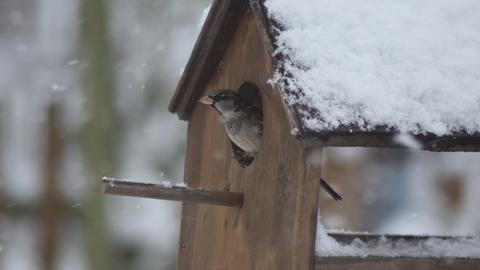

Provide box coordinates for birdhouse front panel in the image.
[177,8,322,270]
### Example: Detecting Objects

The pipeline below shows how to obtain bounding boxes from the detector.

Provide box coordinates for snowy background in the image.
[1,0,480,269]
[0,0,208,269]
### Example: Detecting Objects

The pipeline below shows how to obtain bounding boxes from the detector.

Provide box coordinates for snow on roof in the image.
[265,0,480,136]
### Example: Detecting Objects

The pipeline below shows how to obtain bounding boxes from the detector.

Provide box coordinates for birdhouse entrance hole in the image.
[238,82,263,110]
[230,82,263,168]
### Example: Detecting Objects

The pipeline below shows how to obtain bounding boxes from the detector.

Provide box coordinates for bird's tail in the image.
[320,178,342,201]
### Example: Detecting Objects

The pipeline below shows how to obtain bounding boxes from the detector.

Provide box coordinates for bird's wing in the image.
[243,105,263,124]
[236,97,263,123]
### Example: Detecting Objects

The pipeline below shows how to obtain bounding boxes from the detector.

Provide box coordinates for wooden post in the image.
[40,104,63,270]
[102,178,244,207]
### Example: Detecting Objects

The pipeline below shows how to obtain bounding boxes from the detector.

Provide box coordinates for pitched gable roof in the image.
[168,0,251,120]
[169,0,302,132]
[170,0,480,151]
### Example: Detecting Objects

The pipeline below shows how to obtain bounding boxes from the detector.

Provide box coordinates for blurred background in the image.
[0,0,208,269]
[0,0,479,269]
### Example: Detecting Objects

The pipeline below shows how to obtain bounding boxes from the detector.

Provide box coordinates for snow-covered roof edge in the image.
[169,0,480,152]
[169,0,303,135]
[168,0,250,119]
[264,0,480,149]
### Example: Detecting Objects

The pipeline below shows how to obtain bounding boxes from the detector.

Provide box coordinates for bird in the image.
[199,89,263,155]
[199,89,342,201]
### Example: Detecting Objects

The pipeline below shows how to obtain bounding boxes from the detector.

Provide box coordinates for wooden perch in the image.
[102,178,243,207]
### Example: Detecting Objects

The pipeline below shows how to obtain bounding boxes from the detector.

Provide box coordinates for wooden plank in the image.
[249,0,305,140]
[168,0,248,120]
[40,104,63,270]
[315,256,480,270]
[249,0,276,64]
[328,232,477,243]
[315,233,480,270]
[294,147,324,270]
[176,9,321,270]
[102,179,243,207]
[298,128,480,152]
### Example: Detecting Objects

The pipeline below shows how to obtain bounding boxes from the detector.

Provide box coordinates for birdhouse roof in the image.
[169,0,480,151]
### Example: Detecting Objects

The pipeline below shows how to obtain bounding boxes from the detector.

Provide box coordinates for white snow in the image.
[265,0,480,135]
[316,217,480,258]
[174,182,188,188]
[394,133,423,150]
[316,222,364,257]
[51,83,66,92]
[67,59,79,66]
[198,4,212,28]
[161,180,173,188]
[102,176,129,182]
[102,176,189,189]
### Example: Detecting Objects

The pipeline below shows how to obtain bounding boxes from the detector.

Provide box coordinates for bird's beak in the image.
[198,95,214,105]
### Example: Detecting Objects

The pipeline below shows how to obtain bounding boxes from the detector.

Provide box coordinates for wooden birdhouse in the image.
[168,1,324,269]
[104,0,480,269]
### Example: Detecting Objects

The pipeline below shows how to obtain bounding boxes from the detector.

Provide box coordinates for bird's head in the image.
[198,89,240,120]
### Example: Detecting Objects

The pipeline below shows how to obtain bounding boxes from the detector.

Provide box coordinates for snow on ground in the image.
[265,0,480,135]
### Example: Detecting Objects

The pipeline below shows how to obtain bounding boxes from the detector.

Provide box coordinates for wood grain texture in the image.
[102,179,243,207]
[41,104,62,270]
[298,128,480,152]
[169,0,248,120]
[249,0,304,139]
[177,9,321,270]
[170,1,480,269]
[315,256,480,270]
[328,232,478,243]
[170,0,480,151]
[315,233,480,270]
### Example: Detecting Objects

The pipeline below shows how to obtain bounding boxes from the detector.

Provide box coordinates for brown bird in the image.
[199,89,342,201]
[199,89,263,155]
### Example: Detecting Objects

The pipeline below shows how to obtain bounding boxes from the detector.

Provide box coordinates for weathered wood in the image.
[176,8,321,270]
[315,256,480,270]
[41,104,63,270]
[169,0,248,120]
[170,0,480,152]
[169,0,480,268]
[102,179,243,207]
[249,0,276,64]
[300,129,480,152]
[328,232,477,243]
[249,0,305,140]
[251,0,480,151]
[315,233,480,270]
